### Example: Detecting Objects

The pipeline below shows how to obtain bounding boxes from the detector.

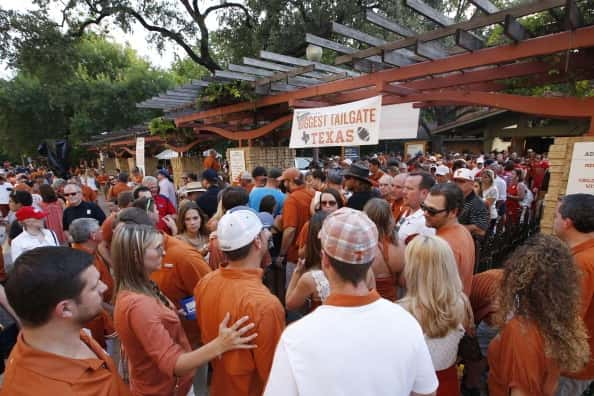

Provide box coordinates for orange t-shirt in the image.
[101,213,116,245]
[114,290,192,396]
[297,221,310,250]
[437,223,475,296]
[194,267,285,396]
[369,170,384,187]
[81,185,97,203]
[488,317,559,396]
[203,156,220,171]
[1,330,130,396]
[391,198,406,222]
[469,269,503,325]
[96,174,109,186]
[150,234,211,347]
[282,186,315,262]
[565,238,594,379]
[108,182,131,202]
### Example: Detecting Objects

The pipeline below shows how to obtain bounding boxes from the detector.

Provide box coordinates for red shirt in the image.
[154,194,176,234]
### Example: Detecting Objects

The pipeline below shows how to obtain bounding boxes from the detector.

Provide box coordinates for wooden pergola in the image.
[169,0,594,146]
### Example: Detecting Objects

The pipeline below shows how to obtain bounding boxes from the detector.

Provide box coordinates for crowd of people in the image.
[0,147,591,396]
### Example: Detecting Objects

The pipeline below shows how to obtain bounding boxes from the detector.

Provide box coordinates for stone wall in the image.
[226,146,296,176]
[541,136,594,234]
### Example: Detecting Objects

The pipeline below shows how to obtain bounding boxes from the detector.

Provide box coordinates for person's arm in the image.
[510,388,529,396]
[0,285,21,328]
[285,262,314,311]
[174,314,256,376]
[277,227,295,259]
[464,224,486,237]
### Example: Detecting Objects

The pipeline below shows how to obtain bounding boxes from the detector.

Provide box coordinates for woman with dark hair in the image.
[175,202,210,257]
[363,198,404,301]
[38,184,66,244]
[285,211,330,312]
[299,188,343,258]
[488,234,589,395]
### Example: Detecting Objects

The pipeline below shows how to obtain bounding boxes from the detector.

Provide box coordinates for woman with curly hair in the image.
[488,234,590,395]
[399,235,471,396]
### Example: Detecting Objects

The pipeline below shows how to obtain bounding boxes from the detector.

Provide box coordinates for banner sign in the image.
[135,137,145,176]
[344,146,360,161]
[229,149,246,182]
[379,103,420,140]
[290,96,381,148]
[566,142,594,195]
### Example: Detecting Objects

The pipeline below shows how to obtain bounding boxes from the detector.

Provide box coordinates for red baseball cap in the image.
[16,206,47,222]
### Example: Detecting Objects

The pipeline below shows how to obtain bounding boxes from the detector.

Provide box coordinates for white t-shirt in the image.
[483,186,498,220]
[0,182,14,205]
[264,298,438,396]
[494,176,507,201]
[397,208,435,243]
[11,229,59,262]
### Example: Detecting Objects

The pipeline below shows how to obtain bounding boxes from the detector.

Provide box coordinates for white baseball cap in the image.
[435,165,450,176]
[476,157,485,164]
[453,168,474,182]
[217,210,263,251]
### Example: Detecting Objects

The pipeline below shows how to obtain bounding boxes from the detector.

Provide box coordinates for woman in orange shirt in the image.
[112,223,257,396]
[488,234,589,396]
[363,198,404,302]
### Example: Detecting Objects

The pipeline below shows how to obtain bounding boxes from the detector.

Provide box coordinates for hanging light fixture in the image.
[305,44,323,62]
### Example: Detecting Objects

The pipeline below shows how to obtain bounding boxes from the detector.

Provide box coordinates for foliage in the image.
[197,81,255,110]
[148,116,176,136]
[0,17,174,160]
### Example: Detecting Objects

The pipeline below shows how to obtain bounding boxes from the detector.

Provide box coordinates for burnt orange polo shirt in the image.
[108,182,131,201]
[194,267,285,396]
[436,223,475,296]
[1,330,130,396]
[101,212,116,245]
[296,221,310,250]
[114,291,192,396]
[150,234,211,347]
[325,289,381,307]
[282,186,314,262]
[564,238,594,379]
[488,317,559,396]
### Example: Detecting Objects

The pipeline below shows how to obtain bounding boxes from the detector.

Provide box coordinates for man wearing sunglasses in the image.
[62,184,106,239]
[422,182,474,296]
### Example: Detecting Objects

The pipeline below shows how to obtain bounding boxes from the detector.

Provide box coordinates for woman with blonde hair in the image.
[363,198,404,301]
[488,234,589,395]
[399,235,470,396]
[112,223,257,396]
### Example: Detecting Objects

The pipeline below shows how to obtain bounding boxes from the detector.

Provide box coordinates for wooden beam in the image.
[254,65,314,86]
[377,81,418,95]
[259,50,359,76]
[215,70,256,81]
[175,25,594,126]
[415,41,449,59]
[335,0,565,65]
[195,114,292,141]
[405,0,454,26]
[305,33,384,64]
[242,57,328,79]
[331,22,418,66]
[504,15,529,42]
[289,99,332,108]
[456,29,484,51]
[228,64,274,77]
[366,10,416,37]
[563,0,582,30]
[469,0,499,14]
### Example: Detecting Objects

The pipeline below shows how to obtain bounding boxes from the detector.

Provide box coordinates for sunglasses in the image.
[321,200,337,207]
[64,192,79,197]
[420,203,448,216]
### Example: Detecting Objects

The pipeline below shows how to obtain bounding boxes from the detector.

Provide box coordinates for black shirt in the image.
[62,201,106,230]
[458,191,489,231]
[347,189,380,211]
[197,186,220,218]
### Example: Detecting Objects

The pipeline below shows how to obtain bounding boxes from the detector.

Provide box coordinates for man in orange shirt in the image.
[276,168,314,285]
[203,149,221,171]
[194,209,285,396]
[2,246,130,395]
[422,182,475,296]
[107,173,131,202]
[554,193,594,395]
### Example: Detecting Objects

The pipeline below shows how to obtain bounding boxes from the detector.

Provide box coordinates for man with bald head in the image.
[392,173,407,221]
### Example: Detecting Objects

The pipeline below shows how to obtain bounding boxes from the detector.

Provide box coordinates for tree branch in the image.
[203,2,252,27]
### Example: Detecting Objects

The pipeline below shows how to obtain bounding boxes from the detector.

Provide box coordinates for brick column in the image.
[541,136,594,234]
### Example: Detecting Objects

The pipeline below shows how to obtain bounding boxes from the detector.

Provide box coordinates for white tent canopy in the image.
[155,149,179,160]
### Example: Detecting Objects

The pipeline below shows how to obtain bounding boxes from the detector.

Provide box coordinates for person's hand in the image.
[163,215,177,235]
[216,313,257,355]
[294,258,306,275]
